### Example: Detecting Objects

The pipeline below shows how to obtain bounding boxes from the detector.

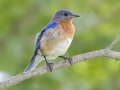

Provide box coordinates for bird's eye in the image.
[64,13,68,16]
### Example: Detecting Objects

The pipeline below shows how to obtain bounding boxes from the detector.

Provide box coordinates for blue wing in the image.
[24,21,58,72]
[34,42,40,54]
[36,21,58,45]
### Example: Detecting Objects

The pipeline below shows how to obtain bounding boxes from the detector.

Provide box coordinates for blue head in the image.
[51,10,80,21]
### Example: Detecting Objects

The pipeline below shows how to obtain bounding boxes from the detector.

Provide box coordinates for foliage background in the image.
[0,0,120,90]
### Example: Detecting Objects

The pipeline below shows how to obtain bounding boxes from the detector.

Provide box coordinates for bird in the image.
[24,10,80,72]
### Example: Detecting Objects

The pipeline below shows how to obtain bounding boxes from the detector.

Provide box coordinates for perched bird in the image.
[24,10,80,72]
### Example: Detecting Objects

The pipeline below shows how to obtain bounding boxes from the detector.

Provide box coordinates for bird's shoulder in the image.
[35,21,58,43]
[42,21,59,31]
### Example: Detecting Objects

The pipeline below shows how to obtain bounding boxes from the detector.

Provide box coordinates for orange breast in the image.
[57,20,75,39]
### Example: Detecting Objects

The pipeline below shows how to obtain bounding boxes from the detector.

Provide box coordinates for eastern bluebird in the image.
[24,10,80,72]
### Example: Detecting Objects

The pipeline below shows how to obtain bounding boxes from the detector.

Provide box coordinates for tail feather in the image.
[24,55,36,72]
[24,55,41,72]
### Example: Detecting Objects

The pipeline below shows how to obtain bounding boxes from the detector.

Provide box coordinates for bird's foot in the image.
[43,55,54,72]
[59,56,73,65]
[46,62,54,72]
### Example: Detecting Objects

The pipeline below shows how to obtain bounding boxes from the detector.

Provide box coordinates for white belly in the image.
[45,38,72,60]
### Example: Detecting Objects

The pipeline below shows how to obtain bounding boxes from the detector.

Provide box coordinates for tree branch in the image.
[0,35,120,89]
[106,35,120,50]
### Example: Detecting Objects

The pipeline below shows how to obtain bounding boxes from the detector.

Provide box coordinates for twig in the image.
[106,35,120,50]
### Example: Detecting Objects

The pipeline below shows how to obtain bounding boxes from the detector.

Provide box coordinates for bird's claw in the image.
[59,56,73,65]
[46,63,54,72]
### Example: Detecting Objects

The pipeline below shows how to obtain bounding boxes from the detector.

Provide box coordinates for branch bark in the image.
[0,35,120,89]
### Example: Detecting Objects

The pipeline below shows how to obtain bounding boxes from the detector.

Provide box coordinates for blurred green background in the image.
[0,0,120,90]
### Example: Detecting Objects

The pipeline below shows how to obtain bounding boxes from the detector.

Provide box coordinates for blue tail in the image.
[24,42,41,72]
[24,54,37,72]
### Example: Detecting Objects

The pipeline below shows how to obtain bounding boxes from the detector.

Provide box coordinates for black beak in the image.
[72,14,80,17]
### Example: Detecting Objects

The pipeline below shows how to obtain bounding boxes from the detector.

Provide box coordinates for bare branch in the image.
[106,35,120,50]
[0,35,120,89]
